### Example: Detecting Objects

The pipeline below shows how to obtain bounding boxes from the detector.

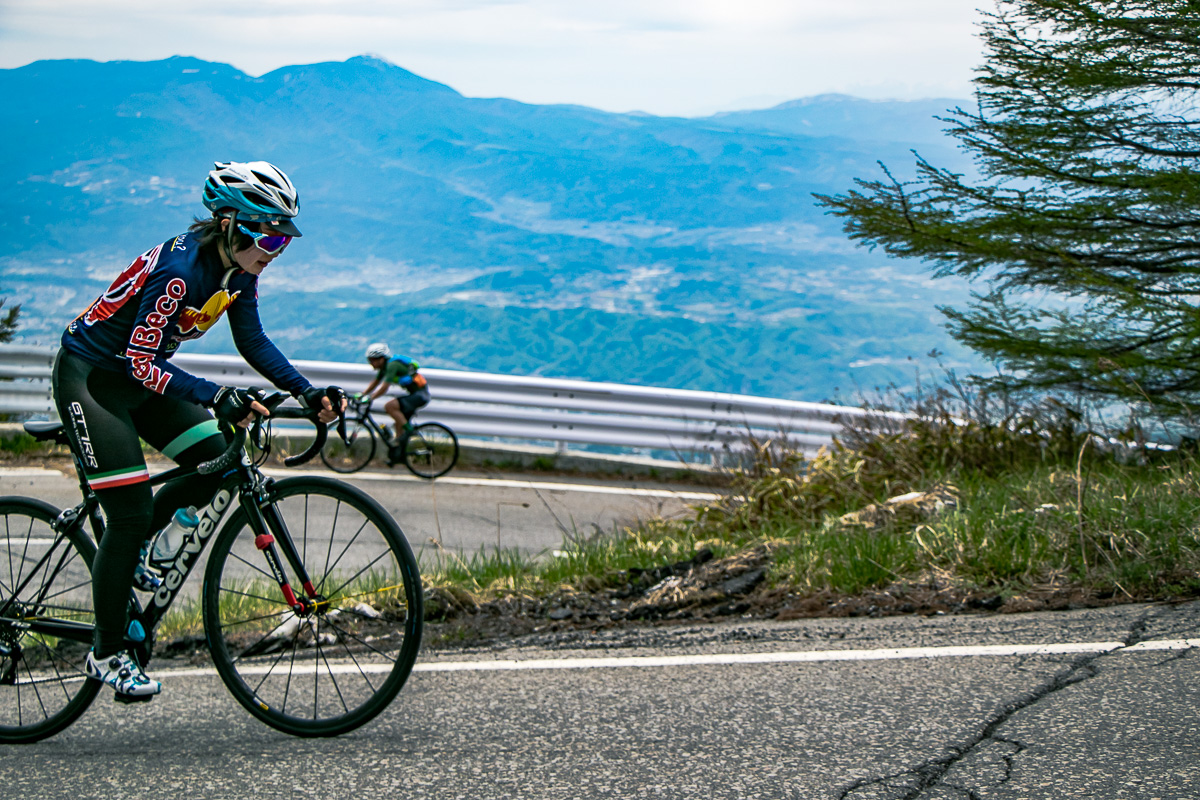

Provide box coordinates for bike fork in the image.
[239,484,324,614]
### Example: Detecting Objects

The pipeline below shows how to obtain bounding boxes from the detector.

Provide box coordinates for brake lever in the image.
[261,391,288,411]
[248,390,285,450]
[330,387,349,444]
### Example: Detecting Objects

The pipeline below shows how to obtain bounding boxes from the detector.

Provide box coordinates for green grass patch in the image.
[413,399,1200,614]
[0,431,50,456]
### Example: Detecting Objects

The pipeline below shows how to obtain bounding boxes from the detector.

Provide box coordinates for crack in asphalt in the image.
[836,609,1168,800]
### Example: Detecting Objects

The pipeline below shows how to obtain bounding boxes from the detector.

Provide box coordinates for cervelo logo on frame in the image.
[152,487,233,608]
[124,276,186,393]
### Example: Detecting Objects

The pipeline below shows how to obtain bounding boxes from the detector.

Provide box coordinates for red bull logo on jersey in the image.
[174,289,240,340]
[124,276,186,393]
[75,244,164,328]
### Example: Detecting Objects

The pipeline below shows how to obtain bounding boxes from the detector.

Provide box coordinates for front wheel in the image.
[202,477,422,737]
[403,423,459,479]
[319,417,376,474]
[0,497,100,744]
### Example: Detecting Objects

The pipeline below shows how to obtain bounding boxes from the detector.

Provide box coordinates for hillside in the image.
[0,55,979,399]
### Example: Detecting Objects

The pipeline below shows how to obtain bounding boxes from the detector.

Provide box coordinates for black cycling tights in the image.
[52,350,226,657]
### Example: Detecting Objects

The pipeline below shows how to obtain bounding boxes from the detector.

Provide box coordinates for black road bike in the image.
[0,396,423,744]
[319,397,458,479]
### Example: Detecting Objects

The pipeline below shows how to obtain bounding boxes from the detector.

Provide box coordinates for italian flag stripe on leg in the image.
[88,466,150,490]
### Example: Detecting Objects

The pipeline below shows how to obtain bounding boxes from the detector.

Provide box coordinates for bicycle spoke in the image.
[4,671,88,688]
[220,611,289,636]
[218,584,289,607]
[250,623,302,699]
[226,550,279,583]
[322,616,398,666]
[318,518,372,593]
[314,624,350,717]
[218,608,291,632]
[279,625,302,717]
[7,513,36,593]
[18,657,49,726]
[227,612,300,659]
[321,500,341,588]
[324,550,394,603]
[24,579,93,609]
[301,494,309,565]
[326,623,383,693]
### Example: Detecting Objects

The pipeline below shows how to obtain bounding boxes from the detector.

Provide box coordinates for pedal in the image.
[114,692,155,705]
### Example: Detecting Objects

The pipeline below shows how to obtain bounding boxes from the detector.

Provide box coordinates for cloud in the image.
[0,0,983,115]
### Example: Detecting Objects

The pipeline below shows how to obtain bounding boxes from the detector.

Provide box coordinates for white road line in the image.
[265,468,723,501]
[152,638,1198,679]
[1123,638,1200,651]
[0,465,719,500]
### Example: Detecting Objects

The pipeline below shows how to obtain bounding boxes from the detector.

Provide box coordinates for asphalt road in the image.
[3,601,1198,799]
[0,463,717,559]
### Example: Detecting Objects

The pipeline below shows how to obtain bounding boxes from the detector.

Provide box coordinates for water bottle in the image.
[148,506,200,569]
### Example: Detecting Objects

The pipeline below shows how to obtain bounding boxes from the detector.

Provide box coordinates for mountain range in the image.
[1,55,979,401]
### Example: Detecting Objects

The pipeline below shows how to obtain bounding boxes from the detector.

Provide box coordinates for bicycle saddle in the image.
[23,421,70,445]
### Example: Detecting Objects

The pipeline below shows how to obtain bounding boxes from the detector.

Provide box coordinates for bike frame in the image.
[4,433,325,662]
[351,402,391,442]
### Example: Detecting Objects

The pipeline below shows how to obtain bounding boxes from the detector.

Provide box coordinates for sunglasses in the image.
[236,223,292,256]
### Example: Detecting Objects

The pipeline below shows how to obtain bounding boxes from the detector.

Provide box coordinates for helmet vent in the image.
[252,171,282,189]
[242,190,274,209]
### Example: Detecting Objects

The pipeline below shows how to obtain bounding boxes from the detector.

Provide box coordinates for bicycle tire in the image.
[403,422,459,479]
[0,497,100,744]
[203,477,423,737]
[319,418,376,474]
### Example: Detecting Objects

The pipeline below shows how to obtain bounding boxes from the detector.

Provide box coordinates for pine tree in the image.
[817,0,1200,414]
[0,297,18,344]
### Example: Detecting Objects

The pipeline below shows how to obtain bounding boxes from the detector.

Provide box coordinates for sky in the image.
[0,0,987,117]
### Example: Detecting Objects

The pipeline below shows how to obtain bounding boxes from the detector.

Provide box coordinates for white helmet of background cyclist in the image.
[366,343,392,359]
[202,161,302,236]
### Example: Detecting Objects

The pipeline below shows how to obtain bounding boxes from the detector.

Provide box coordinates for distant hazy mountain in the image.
[1,55,978,401]
[709,94,968,145]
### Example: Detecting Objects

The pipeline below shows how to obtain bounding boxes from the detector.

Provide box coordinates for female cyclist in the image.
[53,161,344,701]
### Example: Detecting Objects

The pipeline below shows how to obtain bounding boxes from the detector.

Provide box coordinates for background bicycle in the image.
[0,396,423,743]
[320,396,459,478]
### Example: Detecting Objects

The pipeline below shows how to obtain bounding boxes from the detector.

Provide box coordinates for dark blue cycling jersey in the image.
[61,230,311,406]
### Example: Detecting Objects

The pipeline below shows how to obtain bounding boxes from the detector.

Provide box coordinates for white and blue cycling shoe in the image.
[85,650,162,702]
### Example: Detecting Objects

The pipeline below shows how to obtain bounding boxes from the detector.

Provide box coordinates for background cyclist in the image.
[52,160,345,701]
[360,343,430,464]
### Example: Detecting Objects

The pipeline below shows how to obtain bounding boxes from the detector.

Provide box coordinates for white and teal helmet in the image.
[366,343,392,359]
[202,161,302,236]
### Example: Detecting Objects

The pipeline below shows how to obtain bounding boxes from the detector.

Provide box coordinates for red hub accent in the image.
[281,583,300,609]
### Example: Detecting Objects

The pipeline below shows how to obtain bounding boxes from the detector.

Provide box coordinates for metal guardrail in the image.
[0,343,899,456]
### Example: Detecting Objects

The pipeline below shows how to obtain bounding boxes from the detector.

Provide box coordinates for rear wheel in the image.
[203,477,423,737]
[0,498,100,744]
[320,418,376,474]
[403,423,459,479]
